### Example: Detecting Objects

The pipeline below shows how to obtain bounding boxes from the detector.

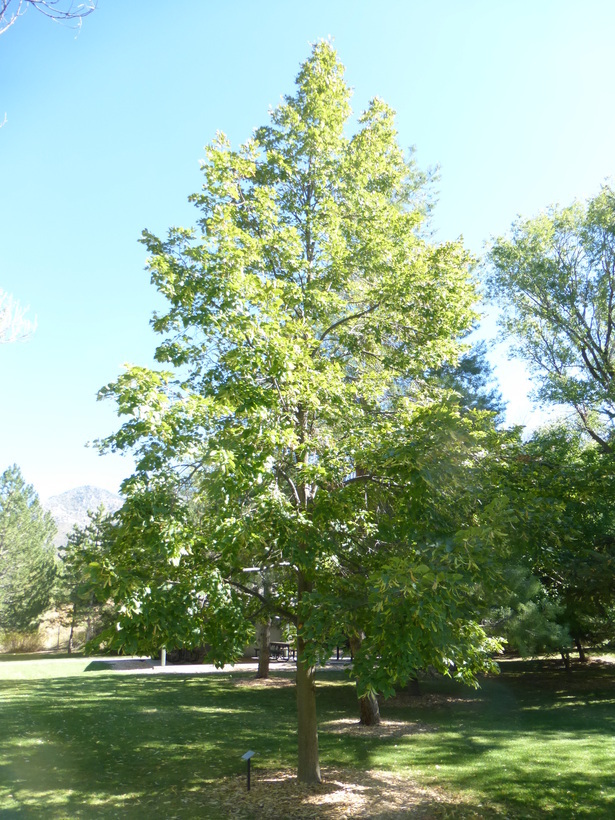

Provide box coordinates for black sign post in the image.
[241,750,255,791]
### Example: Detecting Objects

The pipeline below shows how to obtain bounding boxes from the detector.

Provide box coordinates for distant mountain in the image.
[44,486,123,547]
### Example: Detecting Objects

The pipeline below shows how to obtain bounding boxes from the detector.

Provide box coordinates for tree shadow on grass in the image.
[411,730,615,818]
[0,672,306,818]
[1,669,463,816]
[366,659,615,819]
[84,658,154,672]
[2,661,615,817]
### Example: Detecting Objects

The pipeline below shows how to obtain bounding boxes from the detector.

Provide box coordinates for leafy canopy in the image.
[98,41,497,695]
[488,187,615,450]
[487,425,615,653]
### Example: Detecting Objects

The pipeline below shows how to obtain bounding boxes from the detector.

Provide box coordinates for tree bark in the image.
[358,690,380,726]
[349,634,380,725]
[255,619,271,679]
[296,571,321,784]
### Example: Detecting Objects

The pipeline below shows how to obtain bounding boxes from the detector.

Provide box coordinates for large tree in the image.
[487,190,615,660]
[0,465,56,632]
[99,42,501,783]
[487,187,615,450]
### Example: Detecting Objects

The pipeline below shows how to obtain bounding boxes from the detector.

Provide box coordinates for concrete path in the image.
[91,657,351,675]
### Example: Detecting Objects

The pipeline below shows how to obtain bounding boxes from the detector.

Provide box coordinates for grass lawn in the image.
[1,654,615,817]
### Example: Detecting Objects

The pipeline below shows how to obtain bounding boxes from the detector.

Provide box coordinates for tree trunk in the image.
[358,690,380,726]
[574,637,587,663]
[407,674,421,696]
[67,604,77,655]
[255,619,271,679]
[349,634,380,725]
[82,594,96,647]
[296,571,321,784]
[561,650,571,672]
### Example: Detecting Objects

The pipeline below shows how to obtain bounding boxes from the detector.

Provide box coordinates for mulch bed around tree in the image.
[320,718,436,738]
[207,766,492,818]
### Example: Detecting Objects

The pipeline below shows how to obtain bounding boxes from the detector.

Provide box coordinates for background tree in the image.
[99,42,501,783]
[485,564,574,662]
[0,465,56,633]
[488,189,615,661]
[56,506,114,652]
[0,289,36,343]
[436,340,505,419]
[480,424,615,666]
[487,187,615,450]
[0,0,96,36]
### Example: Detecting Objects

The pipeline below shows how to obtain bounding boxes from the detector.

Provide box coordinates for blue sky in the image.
[2,0,615,499]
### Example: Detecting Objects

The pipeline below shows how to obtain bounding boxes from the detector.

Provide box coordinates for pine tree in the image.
[0,465,57,632]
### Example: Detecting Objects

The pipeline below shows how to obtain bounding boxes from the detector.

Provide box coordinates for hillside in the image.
[44,486,123,547]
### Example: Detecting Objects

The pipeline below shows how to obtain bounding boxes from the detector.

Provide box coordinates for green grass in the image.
[1,655,615,817]
[381,659,615,818]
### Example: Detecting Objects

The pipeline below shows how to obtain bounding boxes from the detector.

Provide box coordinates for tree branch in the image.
[227,578,297,624]
[316,302,381,348]
[275,466,302,507]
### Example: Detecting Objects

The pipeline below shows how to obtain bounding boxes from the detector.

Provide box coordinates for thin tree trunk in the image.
[67,604,77,655]
[349,634,380,725]
[296,570,321,784]
[574,637,587,663]
[85,595,95,645]
[256,619,271,679]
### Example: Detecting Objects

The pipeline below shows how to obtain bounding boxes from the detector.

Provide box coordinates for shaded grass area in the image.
[381,659,615,818]
[0,656,614,817]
